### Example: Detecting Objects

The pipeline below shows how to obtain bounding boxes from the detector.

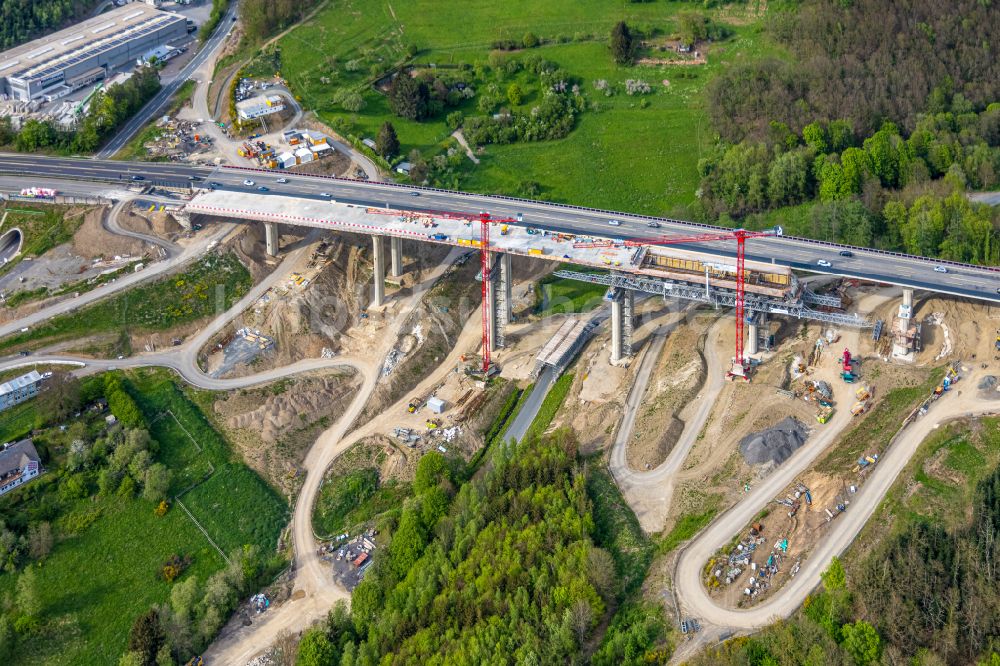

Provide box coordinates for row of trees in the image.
[296,430,663,665]
[118,545,270,665]
[10,67,161,155]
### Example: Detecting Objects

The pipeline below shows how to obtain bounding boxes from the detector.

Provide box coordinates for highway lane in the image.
[3,154,998,303]
[96,1,240,158]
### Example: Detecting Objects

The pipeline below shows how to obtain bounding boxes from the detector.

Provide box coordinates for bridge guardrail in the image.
[219,164,1000,275]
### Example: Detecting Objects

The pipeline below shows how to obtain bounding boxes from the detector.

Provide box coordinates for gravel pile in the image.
[979,375,998,391]
[739,417,809,466]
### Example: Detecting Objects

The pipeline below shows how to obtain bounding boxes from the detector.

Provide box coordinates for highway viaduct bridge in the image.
[2,155,998,363]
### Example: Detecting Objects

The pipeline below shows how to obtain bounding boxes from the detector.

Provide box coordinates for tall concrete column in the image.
[902,288,913,309]
[264,222,279,257]
[499,252,513,323]
[372,236,385,307]
[484,252,499,352]
[390,237,403,277]
[747,318,759,356]
[611,295,624,364]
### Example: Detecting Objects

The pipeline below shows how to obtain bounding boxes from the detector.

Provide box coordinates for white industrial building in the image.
[236,94,285,120]
[0,370,43,411]
[0,4,187,102]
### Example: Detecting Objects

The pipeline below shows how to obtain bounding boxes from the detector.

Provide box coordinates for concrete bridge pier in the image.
[264,222,279,257]
[610,288,634,363]
[372,235,386,307]
[498,252,513,323]
[484,252,510,352]
[902,287,913,310]
[747,312,765,356]
[390,236,403,277]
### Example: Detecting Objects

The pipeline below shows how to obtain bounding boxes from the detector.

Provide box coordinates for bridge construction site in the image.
[184,187,877,378]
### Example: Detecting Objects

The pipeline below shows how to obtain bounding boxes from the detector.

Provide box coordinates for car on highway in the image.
[276,178,288,184]
[934,265,948,273]
[647,221,660,228]
[410,191,420,196]
[257,186,269,192]
[839,250,853,257]
[243,179,255,186]
[817,259,832,268]
[608,219,621,226]
[210,182,223,188]
[319,192,332,198]
[187,175,199,181]
[516,213,524,222]
[130,175,144,181]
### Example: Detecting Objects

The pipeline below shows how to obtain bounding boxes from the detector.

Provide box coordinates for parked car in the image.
[817,259,832,268]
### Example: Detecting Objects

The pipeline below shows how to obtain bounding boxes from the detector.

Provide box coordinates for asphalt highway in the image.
[2,154,997,303]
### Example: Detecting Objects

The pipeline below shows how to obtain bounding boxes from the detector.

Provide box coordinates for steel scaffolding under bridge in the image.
[554,269,873,329]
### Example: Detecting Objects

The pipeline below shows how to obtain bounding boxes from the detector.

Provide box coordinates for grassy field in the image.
[888,418,1000,532]
[271,0,781,214]
[0,251,252,354]
[0,205,86,278]
[0,366,289,665]
[0,497,225,665]
[128,370,289,554]
[535,264,608,317]
[523,372,574,441]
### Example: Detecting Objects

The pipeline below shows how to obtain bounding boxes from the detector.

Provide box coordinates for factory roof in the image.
[0,4,184,82]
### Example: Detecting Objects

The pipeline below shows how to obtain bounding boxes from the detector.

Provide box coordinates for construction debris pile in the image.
[143,116,213,161]
[703,520,796,604]
[738,417,808,467]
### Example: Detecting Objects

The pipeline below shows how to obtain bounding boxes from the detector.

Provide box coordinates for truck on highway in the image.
[19,187,56,198]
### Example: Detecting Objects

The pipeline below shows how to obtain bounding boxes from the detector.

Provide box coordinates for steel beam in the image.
[555,270,873,328]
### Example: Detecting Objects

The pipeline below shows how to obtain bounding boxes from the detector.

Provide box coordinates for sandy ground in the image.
[684,284,1000,612]
[207,371,364,494]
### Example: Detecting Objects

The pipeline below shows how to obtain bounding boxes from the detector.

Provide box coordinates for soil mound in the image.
[739,416,808,466]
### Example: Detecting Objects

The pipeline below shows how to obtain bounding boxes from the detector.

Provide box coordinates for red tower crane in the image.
[624,227,783,376]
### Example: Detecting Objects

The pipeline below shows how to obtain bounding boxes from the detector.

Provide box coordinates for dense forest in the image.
[240,0,323,44]
[0,0,102,51]
[699,0,1000,264]
[295,431,670,665]
[708,0,1000,141]
[0,67,161,155]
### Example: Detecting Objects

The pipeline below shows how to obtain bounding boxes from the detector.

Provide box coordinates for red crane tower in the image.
[623,226,783,377]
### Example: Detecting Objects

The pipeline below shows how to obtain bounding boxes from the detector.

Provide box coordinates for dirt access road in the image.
[672,374,1000,654]
[202,248,469,664]
[609,312,724,533]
